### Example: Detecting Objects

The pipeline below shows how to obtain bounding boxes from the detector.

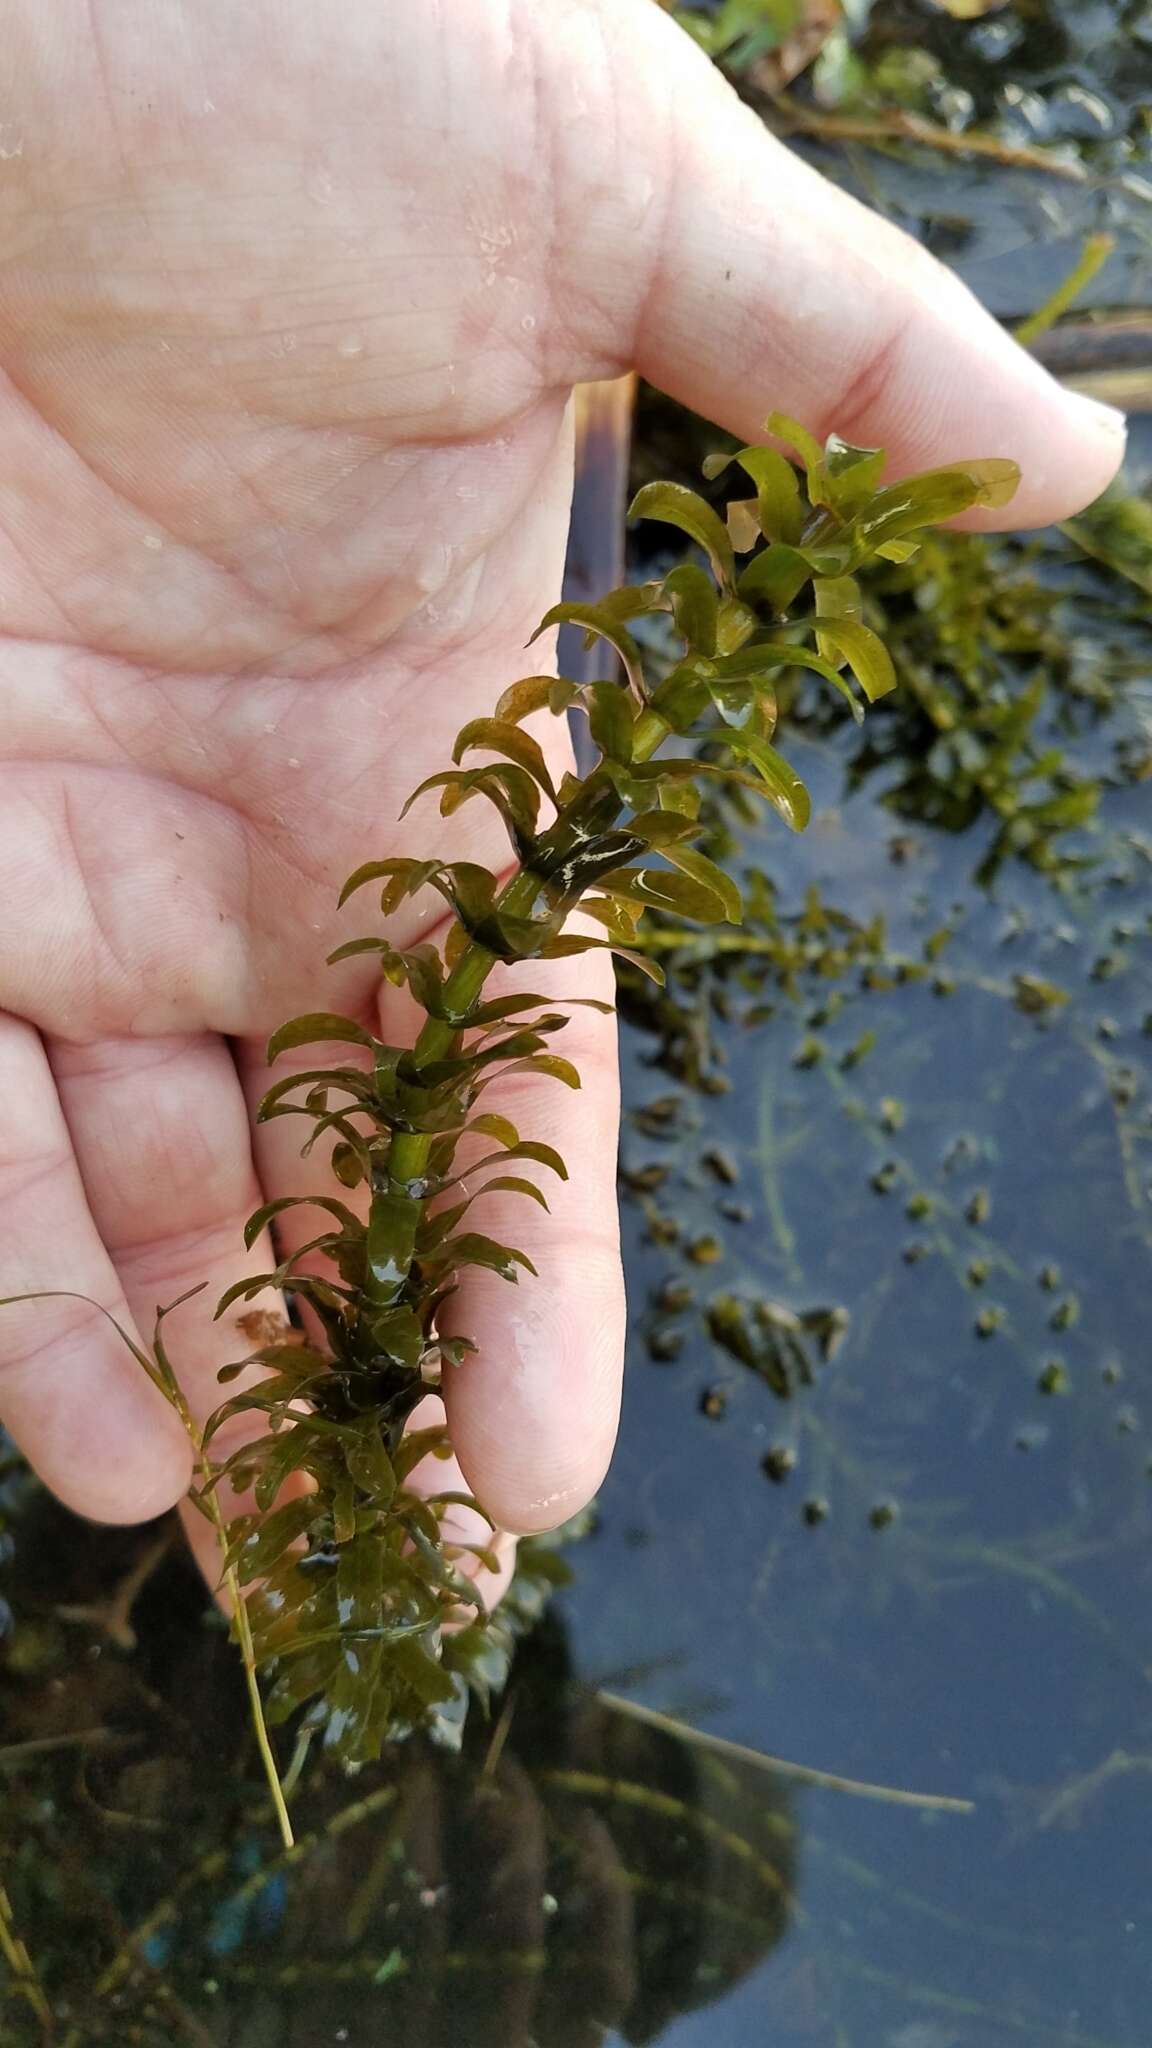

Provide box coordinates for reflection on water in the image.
[0,1482,792,2045]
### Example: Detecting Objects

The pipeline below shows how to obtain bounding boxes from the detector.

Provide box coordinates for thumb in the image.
[549,0,1125,528]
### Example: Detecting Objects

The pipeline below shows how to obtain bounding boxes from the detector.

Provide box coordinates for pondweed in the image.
[4,416,1019,1829]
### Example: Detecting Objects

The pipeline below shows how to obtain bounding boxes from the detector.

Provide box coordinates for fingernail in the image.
[1065,388,1128,443]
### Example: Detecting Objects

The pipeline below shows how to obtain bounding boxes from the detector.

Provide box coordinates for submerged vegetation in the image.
[3,416,1021,1831]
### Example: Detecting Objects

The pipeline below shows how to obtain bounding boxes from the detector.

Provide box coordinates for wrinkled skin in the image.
[0,0,1124,1579]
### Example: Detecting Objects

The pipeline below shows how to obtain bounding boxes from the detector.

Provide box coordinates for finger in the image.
[48,1031,282,1460]
[0,1012,191,1521]
[552,0,1125,527]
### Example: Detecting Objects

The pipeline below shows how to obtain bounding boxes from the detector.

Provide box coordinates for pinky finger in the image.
[0,1013,191,1521]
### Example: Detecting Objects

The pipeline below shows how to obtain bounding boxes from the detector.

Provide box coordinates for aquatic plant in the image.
[3,416,1019,1838]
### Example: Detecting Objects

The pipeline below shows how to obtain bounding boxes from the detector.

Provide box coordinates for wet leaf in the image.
[737,542,814,613]
[852,459,1020,557]
[803,614,896,701]
[494,673,582,723]
[532,601,647,698]
[714,445,805,545]
[338,858,442,914]
[585,680,635,763]
[821,435,886,516]
[421,1231,538,1284]
[764,411,828,500]
[267,1013,376,1063]
[242,1194,363,1253]
[629,480,736,591]
[660,562,719,654]
[453,718,558,801]
[662,841,744,923]
[720,731,812,831]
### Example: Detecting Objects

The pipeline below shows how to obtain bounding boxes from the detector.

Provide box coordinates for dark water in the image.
[4,4,1152,2044]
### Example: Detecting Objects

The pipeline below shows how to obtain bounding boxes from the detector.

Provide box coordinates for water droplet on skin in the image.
[337,334,365,358]
[520,313,537,333]
[287,757,301,770]
[141,534,163,551]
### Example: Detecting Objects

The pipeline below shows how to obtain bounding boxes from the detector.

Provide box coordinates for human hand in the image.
[0,1,1124,1564]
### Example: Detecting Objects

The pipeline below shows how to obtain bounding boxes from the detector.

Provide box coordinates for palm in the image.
[0,0,1122,1541]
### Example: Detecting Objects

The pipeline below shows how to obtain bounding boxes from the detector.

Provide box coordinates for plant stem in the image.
[0,1876,52,2037]
[765,91,1090,182]
[165,1383,294,1852]
[595,1693,975,1812]
[1015,233,1115,348]
[366,710,674,1304]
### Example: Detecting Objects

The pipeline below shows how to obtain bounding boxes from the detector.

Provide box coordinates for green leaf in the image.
[226,1496,319,1584]
[727,496,762,553]
[720,731,811,831]
[628,481,735,592]
[338,858,442,914]
[469,991,614,1028]
[267,1013,375,1063]
[472,1174,550,1209]
[401,764,541,846]
[852,459,1019,557]
[325,936,399,967]
[494,674,581,724]
[423,1231,538,1284]
[813,573,863,628]
[532,601,646,698]
[648,661,713,735]
[584,680,635,764]
[0,1289,165,1395]
[801,614,896,702]
[453,718,557,801]
[418,1175,549,1249]
[393,1424,454,1484]
[764,412,828,502]
[256,1066,373,1119]
[360,1304,424,1371]
[343,1427,397,1502]
[388,1635,456,1710]
[242,1193,363,1252]
[723,447,803,546]
[736,543,813,613]
[426,861,499,934]
[662,841,743,923]
[625,808,700,850]
[506,1051,580,1090]
[660,563,719,655]
[215,1258,354,1320]
[446,1137,568,1185]
[598,864,729,924]
[467,1112,520,1148]
[396,944,447,1020]
[821,435,886,518]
